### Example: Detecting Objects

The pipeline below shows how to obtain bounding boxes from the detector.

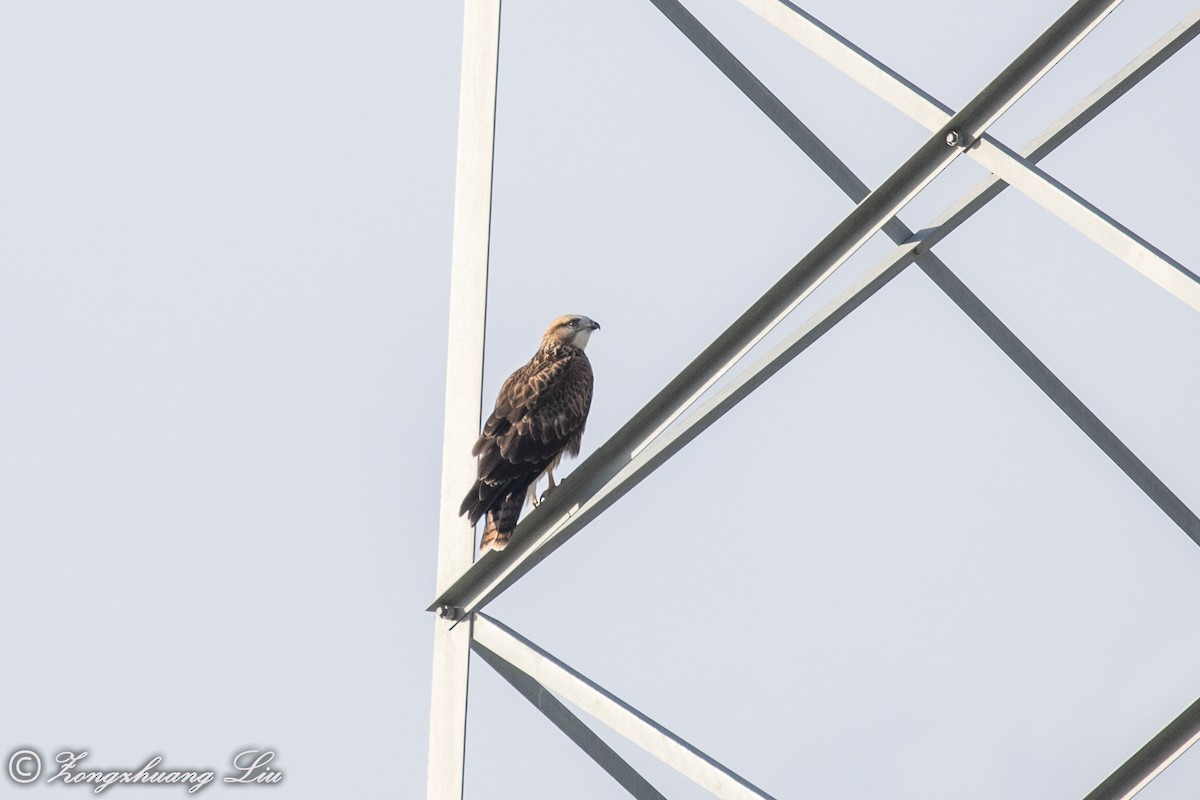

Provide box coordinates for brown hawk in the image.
[460,314,599,552]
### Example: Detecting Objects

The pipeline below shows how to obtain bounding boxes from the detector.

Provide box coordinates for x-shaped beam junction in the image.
[651,0,1200,544]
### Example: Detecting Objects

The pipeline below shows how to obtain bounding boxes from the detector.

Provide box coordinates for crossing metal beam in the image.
[664,0,1200,543]
[876,6,1200,263]
[738,0,1200,312]
[918,257,1200,544]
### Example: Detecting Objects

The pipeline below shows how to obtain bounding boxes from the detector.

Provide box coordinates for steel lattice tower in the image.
[427,1,1200,797]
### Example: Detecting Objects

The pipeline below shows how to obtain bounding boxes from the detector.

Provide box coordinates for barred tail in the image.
[480,492,525,553]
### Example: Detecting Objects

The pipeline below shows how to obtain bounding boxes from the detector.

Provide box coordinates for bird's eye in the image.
[568,319,579,328]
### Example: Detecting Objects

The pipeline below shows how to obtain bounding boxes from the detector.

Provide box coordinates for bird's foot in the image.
[539,484,557,505]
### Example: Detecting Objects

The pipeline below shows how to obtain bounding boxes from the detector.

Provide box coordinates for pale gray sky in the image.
[2,1,1199,799]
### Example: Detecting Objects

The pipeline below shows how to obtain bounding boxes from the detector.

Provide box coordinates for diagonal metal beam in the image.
[658,0,1200,543]
[1082,695,1200,800]
[474,641,669,800]
[643,0,921,248]
[431,0,1118,616]
[918,257,1200,544]
[966,129,1200,311]
[738,0,1200,313]
[646,0,873,204]
[734,0,952,129]
[427,1,501,797]
[474,614,777,800]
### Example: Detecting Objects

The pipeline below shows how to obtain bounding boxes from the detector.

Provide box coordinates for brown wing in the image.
[459,353,593,522]
[474,354,592,481]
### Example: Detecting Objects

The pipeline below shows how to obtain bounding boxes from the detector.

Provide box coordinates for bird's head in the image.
[543,314,601,350]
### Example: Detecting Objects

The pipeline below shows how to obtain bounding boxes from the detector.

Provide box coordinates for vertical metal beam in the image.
[427,616,475,800]
[426,1,501,798]
[437,0,501,599]
[474,642,669,800]
[474,614,777,800]
[1082,696,1200,800]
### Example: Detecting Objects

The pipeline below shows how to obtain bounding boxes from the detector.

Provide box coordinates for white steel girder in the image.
[426,1,500,798]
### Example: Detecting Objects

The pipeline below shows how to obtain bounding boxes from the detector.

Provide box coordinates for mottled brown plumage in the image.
[460,314,600,553]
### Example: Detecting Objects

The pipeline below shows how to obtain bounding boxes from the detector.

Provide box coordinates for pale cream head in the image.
[542,314,601,350]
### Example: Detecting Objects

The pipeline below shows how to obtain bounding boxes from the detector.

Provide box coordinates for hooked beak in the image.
[589,320,601,331]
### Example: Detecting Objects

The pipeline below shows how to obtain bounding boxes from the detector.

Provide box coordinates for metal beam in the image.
[436,0,501,598]
[431,0,1116,616]
[644,0,920,249]
[427,1,501,797]
[734,0,951,129]
[966,127,1200,312]
[427,616,474,800]
[474,614,777,800]
[646,0,871,204]
[738,0,1200,313]
[474,641,669,800]
[1082,696,1200,800]
[918,258,1200,544]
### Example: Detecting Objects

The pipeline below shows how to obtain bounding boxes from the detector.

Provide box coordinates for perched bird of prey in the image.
[460,314,600,553]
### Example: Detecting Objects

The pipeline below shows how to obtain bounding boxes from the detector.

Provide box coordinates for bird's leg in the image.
[540,468,558,504]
